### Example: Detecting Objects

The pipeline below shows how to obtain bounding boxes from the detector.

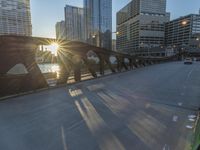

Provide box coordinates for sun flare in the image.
[49,42,59,56]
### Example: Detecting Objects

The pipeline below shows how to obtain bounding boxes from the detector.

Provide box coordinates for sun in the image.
[49,42,59,56]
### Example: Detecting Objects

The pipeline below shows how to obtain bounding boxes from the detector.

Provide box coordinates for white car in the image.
[184,58,193,64]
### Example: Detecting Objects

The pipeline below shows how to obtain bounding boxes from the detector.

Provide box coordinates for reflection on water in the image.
[38,63,60,86]
[38,63,60,79]
[38,63,60,73]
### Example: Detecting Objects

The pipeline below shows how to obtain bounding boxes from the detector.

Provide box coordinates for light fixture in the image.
[181,20,187,26]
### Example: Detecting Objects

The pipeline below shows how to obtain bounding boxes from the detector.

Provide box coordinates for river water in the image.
[38,63,60,73]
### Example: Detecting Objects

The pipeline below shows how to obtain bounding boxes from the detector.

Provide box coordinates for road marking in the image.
[61,127,68,150]
[172,115,178,122]
[180,93,185,96]
[186,125,193,129]
[67,120,84,130]
[145,103,151,108]
[178,102,183,106]
[188,115,197,119]
[188,118,195,122]
[87,83,104,91]
[163,144,170,150]
[187,68,194,79]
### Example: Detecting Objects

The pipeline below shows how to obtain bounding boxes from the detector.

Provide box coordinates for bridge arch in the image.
[7,64,28,75]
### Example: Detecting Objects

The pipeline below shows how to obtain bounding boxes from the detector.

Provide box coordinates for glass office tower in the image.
[55,21,66,40]
[64,5,85,42]
[84,0,112,50]
[0,0,32,36]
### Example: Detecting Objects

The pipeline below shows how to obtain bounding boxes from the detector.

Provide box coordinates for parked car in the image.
[184,58,193,64]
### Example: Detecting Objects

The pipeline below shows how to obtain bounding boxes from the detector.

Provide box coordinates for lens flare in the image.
[49,42,59,56]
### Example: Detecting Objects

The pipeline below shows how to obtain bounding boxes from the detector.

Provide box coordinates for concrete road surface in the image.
[0,61,200,150]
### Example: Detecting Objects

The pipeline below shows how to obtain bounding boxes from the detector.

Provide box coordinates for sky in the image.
[30,0,200,38]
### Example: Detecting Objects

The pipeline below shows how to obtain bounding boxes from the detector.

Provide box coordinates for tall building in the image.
[64,5,85,42]
[116,0,170,54]
[84,0,112,50]
[55,21,66,40]
[165,14,200,48]
[0,0,32,36]
[112,39,116,51]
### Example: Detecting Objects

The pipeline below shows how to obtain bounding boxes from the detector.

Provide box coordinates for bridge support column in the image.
[57,62,70,84]
[74,66,81,82]
[0,44,48,96]
[121,58,129,71]
[104,55,116,73]
[133,58,139,68]
[129,58,134,69]
[99,55,105,75]
[82,57,97,78]
[116,57,122,72]
[138,60,144,67]
[23,50,48,89]
[57,52,73,84]
[72,55,82,82]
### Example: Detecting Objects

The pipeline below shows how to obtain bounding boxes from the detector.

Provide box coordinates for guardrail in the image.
[0,35,180,98]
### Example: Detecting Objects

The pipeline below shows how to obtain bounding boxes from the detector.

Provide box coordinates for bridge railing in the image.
[0,35,177,98]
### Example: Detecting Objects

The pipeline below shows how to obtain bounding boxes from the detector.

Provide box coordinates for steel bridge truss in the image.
[0,35,193,97]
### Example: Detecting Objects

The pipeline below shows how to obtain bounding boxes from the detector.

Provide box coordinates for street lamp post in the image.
[181,20,188,26]
[196,37,200,48]
[112,31,119,51]
[148,40,150,57]
[92,34,95,45]
[112,31,119,40]
[112,31,119,35]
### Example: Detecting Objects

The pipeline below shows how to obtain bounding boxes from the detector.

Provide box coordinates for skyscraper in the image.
[84,0,112,50]
[117,0,170,54]
[55,21,66,40]
[0,0,32,36]
[165,14,200,48]
[64,5,85,42]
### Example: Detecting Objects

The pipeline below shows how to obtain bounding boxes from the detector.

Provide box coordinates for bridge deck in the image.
[0,61,200,150]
